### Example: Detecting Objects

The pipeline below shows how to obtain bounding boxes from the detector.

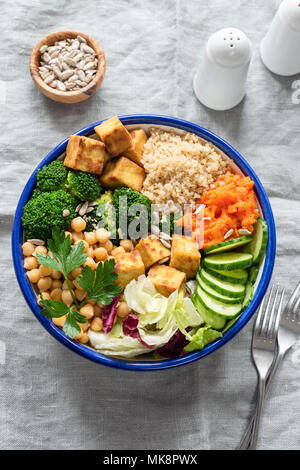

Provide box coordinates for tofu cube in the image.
[115,250,145,289]
[170,235,201,279]
[94,116,132,157]
[124,129,148,166]
[135,236,170,270]
[100,156,146,192]
[148,264,186,297]
[64,135,109,175]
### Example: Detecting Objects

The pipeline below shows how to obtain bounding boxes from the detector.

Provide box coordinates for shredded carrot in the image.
[178,172,259,249]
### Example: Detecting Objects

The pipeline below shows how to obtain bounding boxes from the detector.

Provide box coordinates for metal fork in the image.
[240,281,300,449]
[247,285,284,449]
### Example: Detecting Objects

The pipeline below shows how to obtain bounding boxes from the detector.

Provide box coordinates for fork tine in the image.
[261,285,275,337]
[254,296,265,336]
[292,296,300,321]
[284,281,300,318]
[274,288,285,334]
[266,286,279,340]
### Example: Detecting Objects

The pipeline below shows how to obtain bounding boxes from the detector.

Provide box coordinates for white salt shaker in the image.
[260,0,300,76]
[193,28,252,111]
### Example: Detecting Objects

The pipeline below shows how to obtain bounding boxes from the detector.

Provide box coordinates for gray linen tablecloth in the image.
[0,0,299,450]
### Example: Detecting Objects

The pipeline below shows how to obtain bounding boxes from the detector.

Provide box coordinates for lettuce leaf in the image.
[184,326,222,352]
[88,329,149,358]
[172,289,203,341]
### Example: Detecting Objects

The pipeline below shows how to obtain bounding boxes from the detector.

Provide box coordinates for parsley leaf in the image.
[63,308,87,339]
[39,295,87,339]
[77,258,122,305]
[36,227,87,277]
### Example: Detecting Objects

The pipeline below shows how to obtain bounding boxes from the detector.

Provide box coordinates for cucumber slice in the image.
[198,278,244,304]
[203,236,252,255]
[243,218,268,265]
[242,282,254,309]
[192,295,226,330]
[196,286,243,319]
[249,265,260,285]
[199,269,246,298]
[203,252,253,271]
[204,266,248,284]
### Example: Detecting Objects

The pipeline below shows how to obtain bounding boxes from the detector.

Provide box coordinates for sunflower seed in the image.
[64,57,77,67]
[238,228,252,236]
[85,206,95,214]
[39,45,48,54]
[79,201,89,216]
[65,82,76,90]
[42,52,51,63]
[56,80,66,91]
[194,204,205,215]
[224,228,234,240]
[160,239,171,249]
[77,70,85,81]
[71,39,80,50]
[27,239,45,246]
[202,217,211,221]
[80,44,95,54]
[88,201,99,207]
[52,65,62,79]
[77,35,87,43]
[44,73,55,84]
[76,202,83,212]
[61,69,74,81]
[158,256,170,265]
[159,231,172,241]
[50,80,57,88]
[83,61,97,71]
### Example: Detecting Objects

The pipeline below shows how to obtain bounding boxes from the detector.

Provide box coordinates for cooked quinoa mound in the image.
[141,128,227,206]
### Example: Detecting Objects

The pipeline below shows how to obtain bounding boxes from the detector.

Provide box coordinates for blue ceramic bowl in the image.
[12,115,276,371]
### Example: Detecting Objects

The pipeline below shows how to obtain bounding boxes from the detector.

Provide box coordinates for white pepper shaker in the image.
[260,0,300,76]
[193,28,252,111]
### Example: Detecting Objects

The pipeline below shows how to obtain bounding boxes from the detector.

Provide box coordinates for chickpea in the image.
[22,242,35,257]
[120,239,134,252]
[75,239,89,253]
[52,315,67,327]
[62,280,73,290]
[111,246,125,257]
[37,292,50,306]
[94,304,103,317]
[80,303,94,319]
[87,247,94,258]
[75,288,87,302]
[24,256,38,270]
[94,247,107,262]
[91,317,103,332]
[71,217,86,233]
[38,276,53,292]
[74,327,83,340]
[65,231,73,241]
[71,267,82,279]
[79,320,90,331]
[39,265,52,277]
[72,231,84,242]
[34,245,47,255]
[50,288,62,301]
[96,228,110,244]
[26,268,40,283]
[88,299,97,306]
[83,257,96,270]
[116,302,132,318]
[73,277,82,289]
[51,270,62,280]
[52,279,62,289]
[61,289,73,306]
[101,240,113,254]
[84,231,97,245]
[78,332,89,344]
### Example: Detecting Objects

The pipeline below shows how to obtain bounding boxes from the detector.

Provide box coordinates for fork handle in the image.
[248,376,266,450]
[240,352,284,449]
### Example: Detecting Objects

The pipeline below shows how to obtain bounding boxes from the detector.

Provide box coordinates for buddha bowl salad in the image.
[21,116,268,359]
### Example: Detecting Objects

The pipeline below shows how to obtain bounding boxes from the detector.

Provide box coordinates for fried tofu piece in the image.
[135,236,170,270]
[100,156,146,192]
[94,116,132,157]
[64,135,109,175]
[115,250,145,289]
[148,264,186,297]
[124,129,148,166]
[170,235,201,279]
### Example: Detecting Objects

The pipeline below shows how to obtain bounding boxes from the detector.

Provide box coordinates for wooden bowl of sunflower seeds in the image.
[30,31,106,103]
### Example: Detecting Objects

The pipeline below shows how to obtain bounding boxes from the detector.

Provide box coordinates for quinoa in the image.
[141,128,227,207]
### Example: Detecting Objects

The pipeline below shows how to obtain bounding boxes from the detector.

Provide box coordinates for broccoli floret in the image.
[85,191,117,239]
[159,211,182,236]
[67,170,102,201]
[112,187,151,237]
[22,190,77,241]
[36,160,68,192]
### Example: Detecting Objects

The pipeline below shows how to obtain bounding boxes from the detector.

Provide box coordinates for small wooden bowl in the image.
[30,30,106,103]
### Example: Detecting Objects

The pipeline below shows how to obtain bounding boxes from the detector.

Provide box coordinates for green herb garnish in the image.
[78,259,122,305]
